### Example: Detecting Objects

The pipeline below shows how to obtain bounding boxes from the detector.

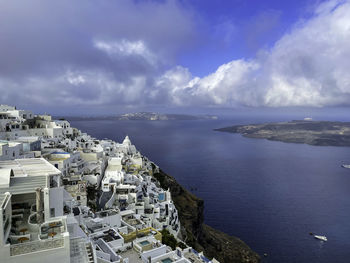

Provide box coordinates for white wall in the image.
[49,187,64,218]
[0,233,71,263]
[141,245,167,262]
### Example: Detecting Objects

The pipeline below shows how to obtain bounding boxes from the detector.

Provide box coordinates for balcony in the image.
[10,236,64,256]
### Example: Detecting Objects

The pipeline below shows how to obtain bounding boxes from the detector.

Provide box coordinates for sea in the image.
[70,112,350,263]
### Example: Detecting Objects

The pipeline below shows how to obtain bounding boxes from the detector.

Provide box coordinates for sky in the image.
[1,0,350,115]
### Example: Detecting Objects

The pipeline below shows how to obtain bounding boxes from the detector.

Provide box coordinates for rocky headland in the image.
[215,120,350,147]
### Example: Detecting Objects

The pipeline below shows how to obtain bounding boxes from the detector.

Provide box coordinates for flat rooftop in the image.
[0,158,60,194]
[119,248,143,263]
[184,250,208,263]
[0,158,60,177]
[0,175,47,195]
[120,210,134,216]
[15,136,40,142]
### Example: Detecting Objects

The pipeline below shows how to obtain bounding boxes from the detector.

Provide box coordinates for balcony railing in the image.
[10,236,64,256]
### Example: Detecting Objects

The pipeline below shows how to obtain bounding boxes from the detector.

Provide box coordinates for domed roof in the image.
[123,135,131,145]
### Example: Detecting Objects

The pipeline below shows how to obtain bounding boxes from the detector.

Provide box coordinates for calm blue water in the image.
[70,115,350,263]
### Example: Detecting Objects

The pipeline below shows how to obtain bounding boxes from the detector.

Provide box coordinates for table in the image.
[17,237,29,243]
[48,232,57,238]
[49,222,60,234]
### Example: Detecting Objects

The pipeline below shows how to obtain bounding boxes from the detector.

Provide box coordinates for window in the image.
[50,208,55,217]
[77,196,81,201]
[12,152,15,157]
[54,164,58,169]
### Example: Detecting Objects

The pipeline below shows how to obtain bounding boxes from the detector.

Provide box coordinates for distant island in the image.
[115,112,218,120]
[64,112,218,121]
[215,120,350,147]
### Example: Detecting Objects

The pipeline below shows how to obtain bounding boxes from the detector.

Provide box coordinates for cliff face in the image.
[153,168,260,263]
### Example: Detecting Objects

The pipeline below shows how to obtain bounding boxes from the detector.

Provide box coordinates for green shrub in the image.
[161,229,186,250]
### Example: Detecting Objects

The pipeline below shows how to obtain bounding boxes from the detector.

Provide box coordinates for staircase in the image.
[70,238,96,263]
[85,242,95,263]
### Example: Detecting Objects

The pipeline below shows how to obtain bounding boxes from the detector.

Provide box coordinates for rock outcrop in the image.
[153,167,260,263]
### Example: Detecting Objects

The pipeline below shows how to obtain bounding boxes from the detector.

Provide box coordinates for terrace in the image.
[123,216,143,228]
[152,251,191,263]
[184,249,211,263]
[10,236,64,256]
[92,228,124,262]
[9,205,67,256]
[96,208,119,218]
[84,218,104,233]
[39,219,66,240]
[119,227,162,243]
[119,248,143,263]
[133,235,161,253]
[92,228,122,243]
[9,201,41,245]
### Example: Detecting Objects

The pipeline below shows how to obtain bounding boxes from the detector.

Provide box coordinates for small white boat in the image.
[314,235,327,241]
[341,164,350,169]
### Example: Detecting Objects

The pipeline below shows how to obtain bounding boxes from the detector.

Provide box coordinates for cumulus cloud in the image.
[0,0,197,111]
[160,0,350,108]
[94,39,158,65]
[155,60,259,106]
[1,0,350,113]
[262,0,350,107]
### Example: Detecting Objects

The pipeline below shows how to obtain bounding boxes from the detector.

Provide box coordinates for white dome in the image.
[123,135,131,145]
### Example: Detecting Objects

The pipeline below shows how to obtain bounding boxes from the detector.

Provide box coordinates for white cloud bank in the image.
[160,0,350,107]
[0,0,350,112]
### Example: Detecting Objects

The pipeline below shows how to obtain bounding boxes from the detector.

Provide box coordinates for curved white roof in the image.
[122,135,131,145]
